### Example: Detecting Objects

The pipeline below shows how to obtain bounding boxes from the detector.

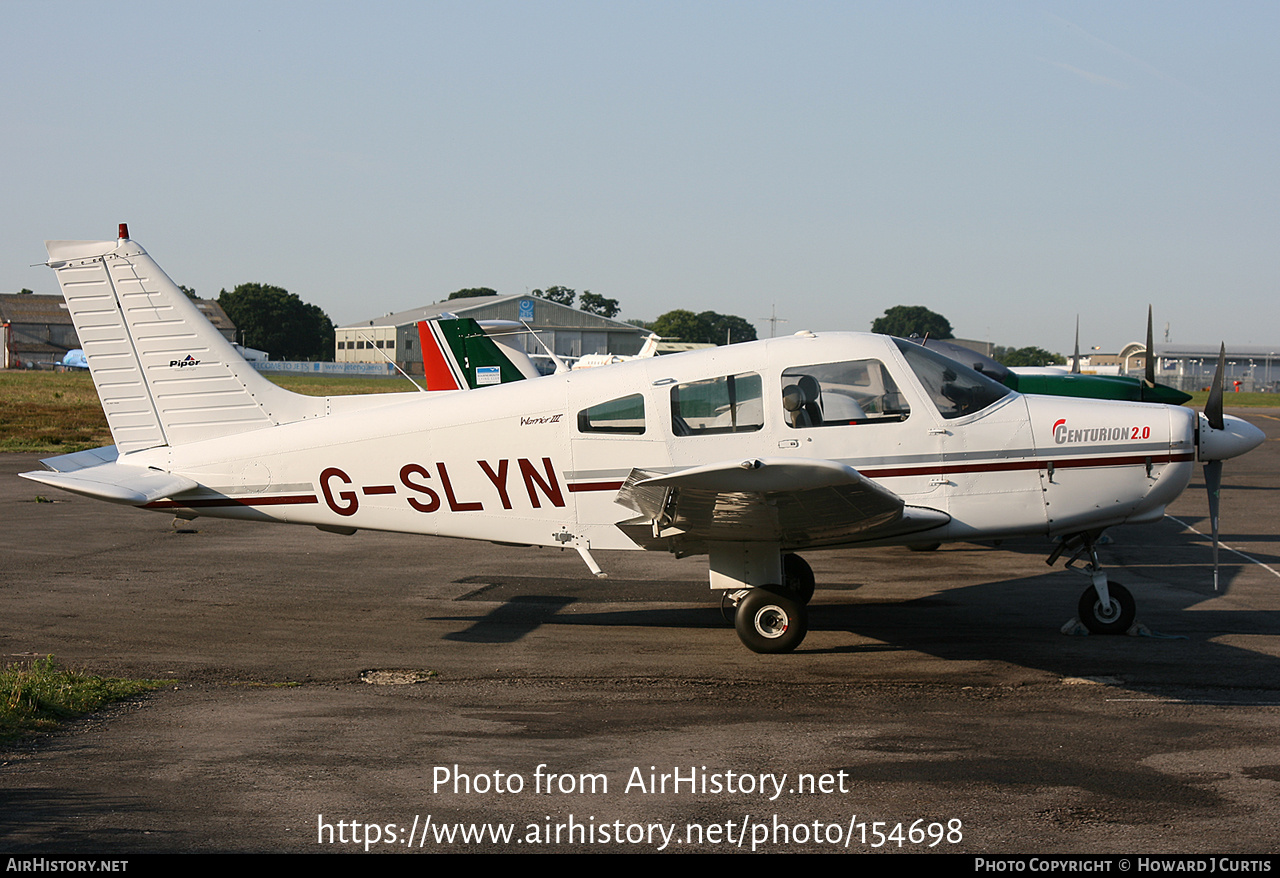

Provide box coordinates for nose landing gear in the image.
[1049,532,1137,635]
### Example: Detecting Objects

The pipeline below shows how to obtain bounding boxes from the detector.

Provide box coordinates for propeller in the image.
[1196,343,1263,590]
[1071,316,1081,374]
[1204,344,1225,590]
[1144,305,1156,389]
[1138,306,1193,405]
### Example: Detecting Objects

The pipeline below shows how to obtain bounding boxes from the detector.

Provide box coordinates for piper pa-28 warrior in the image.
[24,227,1265,653]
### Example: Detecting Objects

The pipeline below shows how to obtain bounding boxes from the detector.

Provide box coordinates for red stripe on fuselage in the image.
[858,451,1193,480]
[145,495,319,510]
[563,452,1194,494]
[567,480,626,493]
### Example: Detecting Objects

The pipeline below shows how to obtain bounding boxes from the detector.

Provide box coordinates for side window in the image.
[578,393,646,435]
[781,360,910,428]
[670,372,763,435]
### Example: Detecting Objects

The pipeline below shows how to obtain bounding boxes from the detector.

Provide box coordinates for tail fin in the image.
[416,318,533,390]
[45,230,324,453]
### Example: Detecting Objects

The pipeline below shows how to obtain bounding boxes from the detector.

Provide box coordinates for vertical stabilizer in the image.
[415,318,531,390]
[45,233,324,453]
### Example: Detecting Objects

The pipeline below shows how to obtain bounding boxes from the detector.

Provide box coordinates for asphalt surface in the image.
[2,409,1279,854]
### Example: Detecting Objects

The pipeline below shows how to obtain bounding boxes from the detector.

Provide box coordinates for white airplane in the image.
[23,228,1265,653]
[571,333,662,370]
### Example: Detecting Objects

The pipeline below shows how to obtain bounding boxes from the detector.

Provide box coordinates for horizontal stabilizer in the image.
[21,456,198,506]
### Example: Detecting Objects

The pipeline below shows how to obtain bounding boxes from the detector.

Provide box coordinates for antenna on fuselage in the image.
[521,321,570,374]
[355,330,425,392]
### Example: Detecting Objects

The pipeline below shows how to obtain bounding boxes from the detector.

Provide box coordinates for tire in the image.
[735,587,808,654]
[782,553,816,604]
[1077,580,1135,635]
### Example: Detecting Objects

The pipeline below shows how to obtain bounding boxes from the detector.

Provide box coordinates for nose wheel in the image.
[1077,580,1135,635]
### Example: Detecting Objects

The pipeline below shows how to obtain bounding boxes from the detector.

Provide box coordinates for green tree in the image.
[579,291,620,318]
[994,346,1065,367]
[870,306,954,339]
[217,283,335,361]
[700,311,757,345]
[651,309,757,345]
[650,310,703,342]
[446,287,498,301]
[533,286,576,307]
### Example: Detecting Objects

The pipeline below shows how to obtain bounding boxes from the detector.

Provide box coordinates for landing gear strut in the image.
[781,553,815,604]
[1048,532,1137,635]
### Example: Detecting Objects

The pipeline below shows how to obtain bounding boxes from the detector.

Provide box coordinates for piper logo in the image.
[1053,418,1152,445]
[169,355,202,368]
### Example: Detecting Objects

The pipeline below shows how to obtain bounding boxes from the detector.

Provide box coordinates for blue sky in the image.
[4,1,1277,354]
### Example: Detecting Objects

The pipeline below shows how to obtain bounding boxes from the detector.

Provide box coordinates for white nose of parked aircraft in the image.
[1199,412,1266,462]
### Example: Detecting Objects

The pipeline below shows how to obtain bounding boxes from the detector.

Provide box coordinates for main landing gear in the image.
[733,586,808,654]
[1048,532,1137,635]
[717,550,815,654]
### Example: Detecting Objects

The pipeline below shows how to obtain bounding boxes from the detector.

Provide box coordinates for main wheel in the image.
[1077,580,1135,635]
[782,553,816,604]
[735,587,808,654]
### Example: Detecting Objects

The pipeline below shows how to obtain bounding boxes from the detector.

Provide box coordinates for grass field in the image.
[0,370,413,453]
[1,370,1274,455]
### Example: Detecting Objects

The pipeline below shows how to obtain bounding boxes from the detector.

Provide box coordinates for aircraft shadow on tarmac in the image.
[434,522,1280,695]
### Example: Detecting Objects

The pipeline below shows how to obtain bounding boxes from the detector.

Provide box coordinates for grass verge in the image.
[0,370,412,454]
[1,655,167,744]
[1183,390,1276,408]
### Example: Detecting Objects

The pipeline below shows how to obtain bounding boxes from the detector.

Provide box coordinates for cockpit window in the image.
[893,338,1011,419]
[670,372,763,435]
[781,360,909,427]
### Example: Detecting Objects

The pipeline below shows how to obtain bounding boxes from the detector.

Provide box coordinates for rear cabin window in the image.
[578,393,646,435]
[781,359,910,427]
[670,372,763,435]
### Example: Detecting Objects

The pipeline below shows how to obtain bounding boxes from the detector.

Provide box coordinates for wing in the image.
[613,457,949,554]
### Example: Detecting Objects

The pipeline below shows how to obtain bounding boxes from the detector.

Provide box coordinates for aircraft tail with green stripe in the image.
[416,318,539,390]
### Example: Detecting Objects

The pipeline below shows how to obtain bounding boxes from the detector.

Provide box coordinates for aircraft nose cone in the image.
[1198,413,1266,462]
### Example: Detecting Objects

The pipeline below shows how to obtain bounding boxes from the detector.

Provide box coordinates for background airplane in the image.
[414,317,538,391]
[917,309,1192,406]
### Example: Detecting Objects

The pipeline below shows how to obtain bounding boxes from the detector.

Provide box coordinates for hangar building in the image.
[336,295,648,374]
